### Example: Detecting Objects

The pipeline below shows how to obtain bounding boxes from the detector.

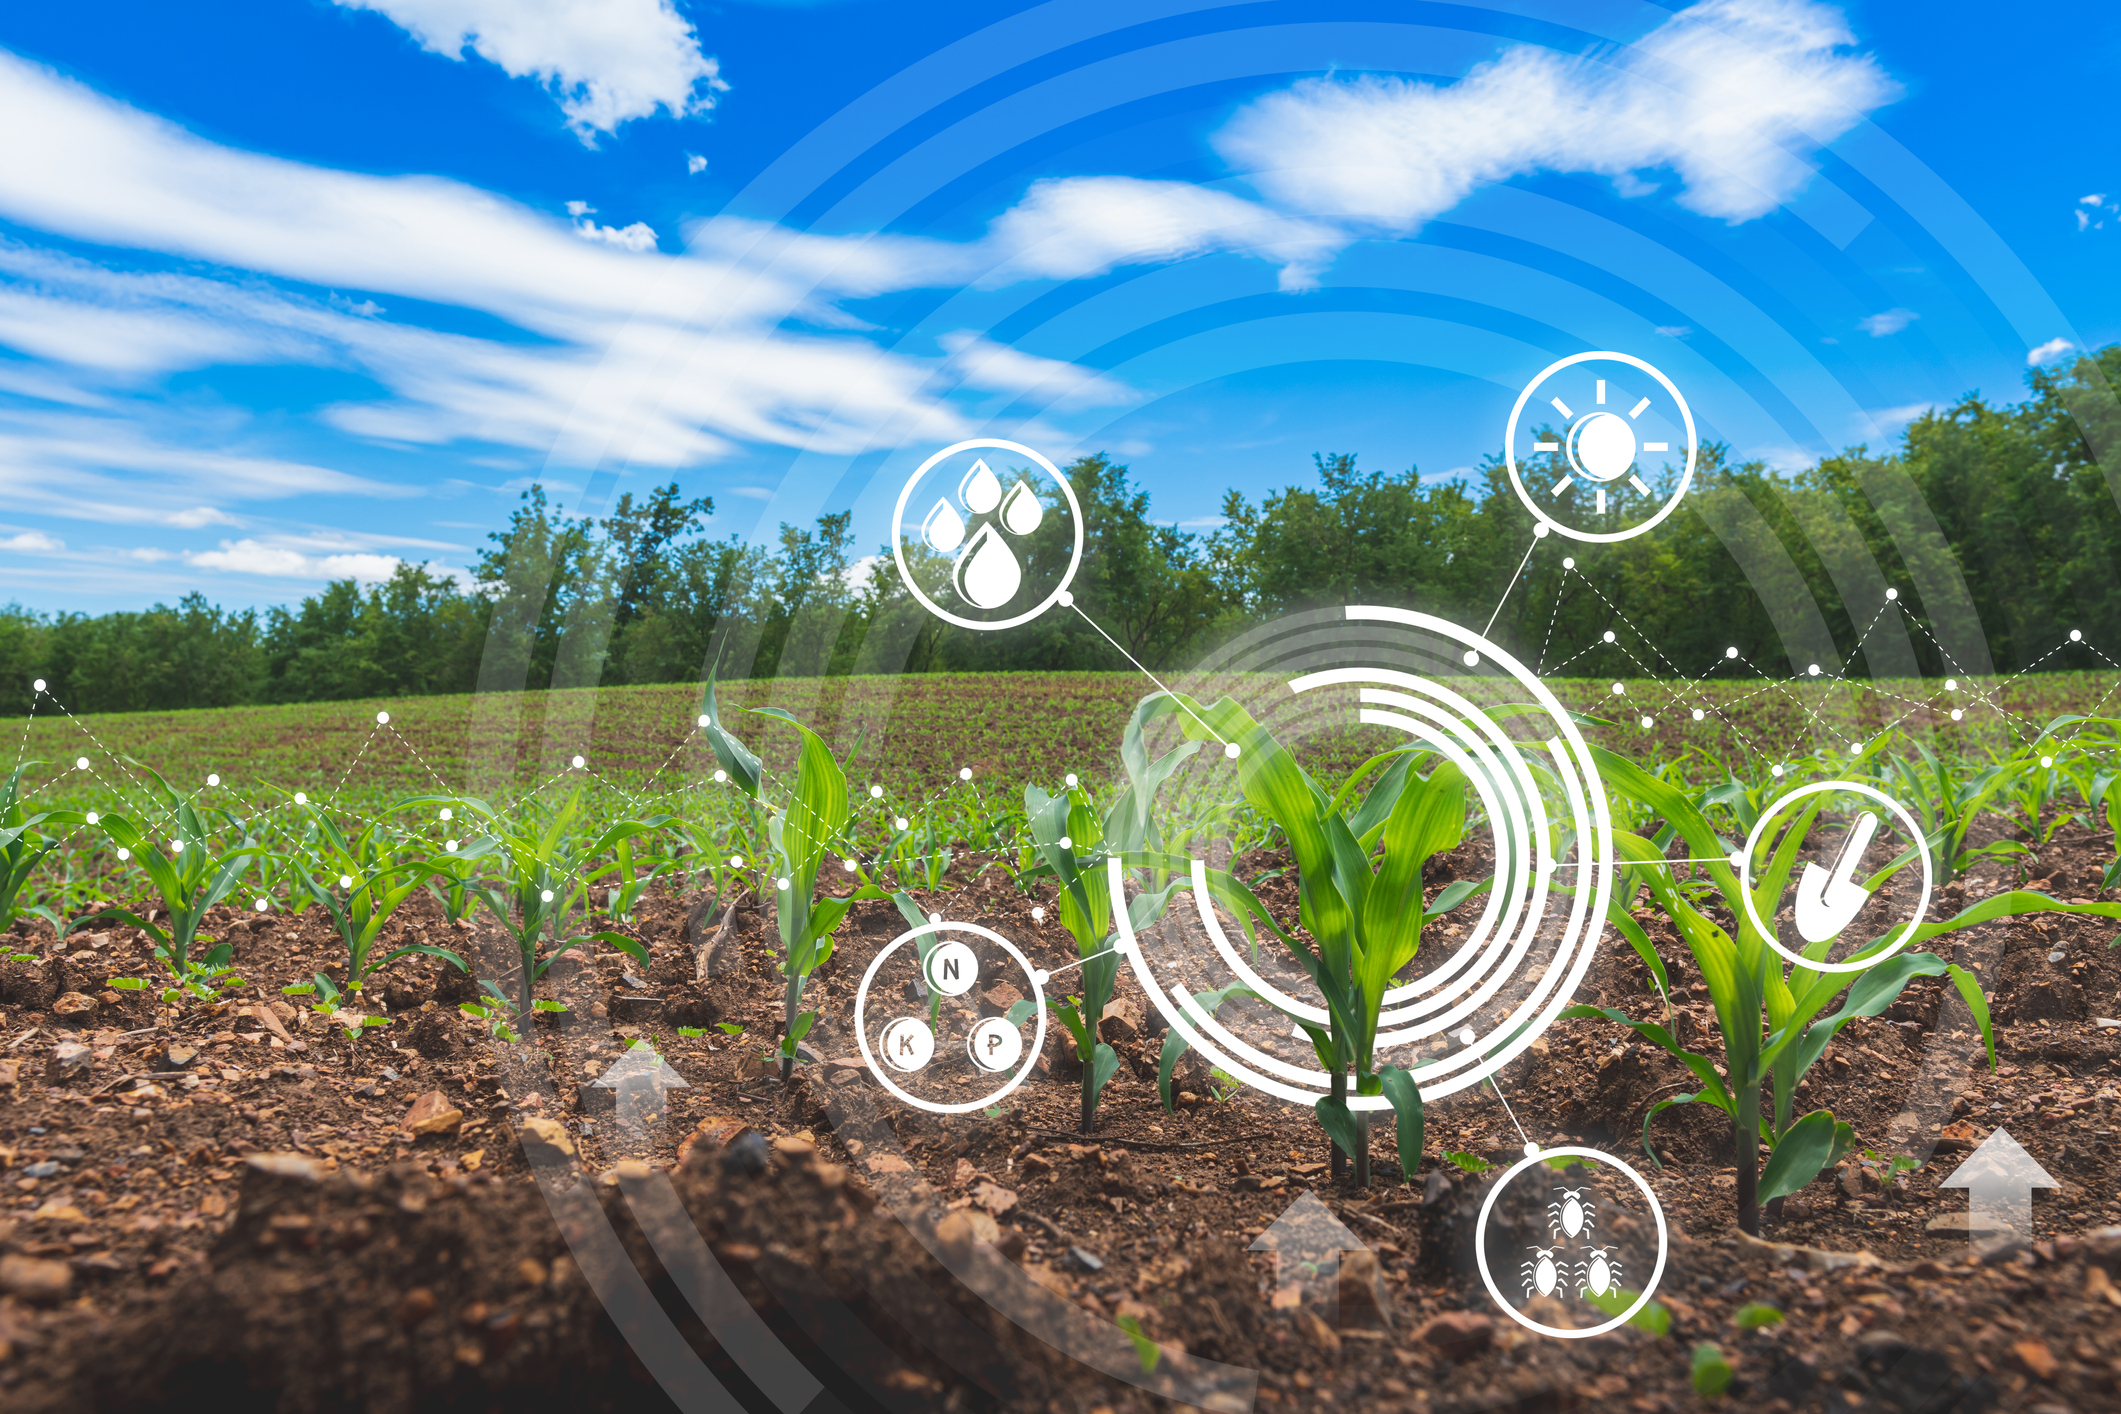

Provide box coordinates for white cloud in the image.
[2028,337,2076,366]
[187,537,402,581]
[1212,0,1896,247]
[1655,325,1693,337]
[2077,194,2118,232]
[686,154,707,176]
[1867,401,1935,431]
[937,332,1136,408]
[1858,307,1918,337]
[0,530,63,552]
[727,486,774,500]
[336,0,726,142]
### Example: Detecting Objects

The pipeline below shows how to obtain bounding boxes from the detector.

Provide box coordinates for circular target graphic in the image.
[1475,1146,1670,1339]
[1737,781,1935,973]
[1112,606,1614,1108]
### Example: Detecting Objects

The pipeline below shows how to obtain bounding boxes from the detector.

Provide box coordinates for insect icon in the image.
[1521,1247,1561,1301]
[1576,1246,1623,1299]
[1549,1187,1595,1242]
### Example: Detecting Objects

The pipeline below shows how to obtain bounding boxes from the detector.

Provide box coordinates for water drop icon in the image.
[959,459,1002,514]
[921,498,965,553]
[999,479,1043,535]
[954,523,1021,609]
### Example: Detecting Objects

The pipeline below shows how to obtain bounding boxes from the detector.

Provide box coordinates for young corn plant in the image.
[86,761,262,1002]
[414,788,662,1028]
[1023,692,1207,1133]
[281,973,395,1044]
[0,763,81,935]
[1572,745,2121,1235]
[1152,691,1476,1187]
[283,802,466,994]
[745,708,891,1082]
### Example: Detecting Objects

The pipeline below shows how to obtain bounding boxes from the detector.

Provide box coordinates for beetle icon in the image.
[1577,1246,1622,1299]
[1521,1247,1561,1301]
[1549,1187,1594,1243]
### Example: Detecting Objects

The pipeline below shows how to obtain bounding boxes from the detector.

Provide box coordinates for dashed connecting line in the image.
[1533,565,2110,767]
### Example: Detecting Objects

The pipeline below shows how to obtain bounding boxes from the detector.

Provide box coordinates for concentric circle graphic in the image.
[1113,605,1614,1107]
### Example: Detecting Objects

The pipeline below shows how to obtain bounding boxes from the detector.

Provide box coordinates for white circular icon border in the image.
[1503,351,1698,544]
[853,921,1048,1114]
[1737,780,1935,974]
[1475,1145,1670,1340]
[890,438,1085,632]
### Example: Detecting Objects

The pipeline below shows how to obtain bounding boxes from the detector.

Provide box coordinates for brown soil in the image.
[3,819,2119,1412]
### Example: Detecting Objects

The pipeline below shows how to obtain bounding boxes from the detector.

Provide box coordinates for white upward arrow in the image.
[1939,1128,2056,1246]
[1248,1190,1368,1321]
[594,1042,690,1143]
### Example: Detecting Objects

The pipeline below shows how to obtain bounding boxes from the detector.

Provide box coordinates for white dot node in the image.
[254,898,268,912]
[1610,682,1625,695]
[1058,589,1074,607]
[713,768,728,783]
[2041,755,2054,768]
[1455,1027,1476,1045]
[959,767,972,780]
[440,808,453,821]
[1725,647,1739,659]
[171,840,184,853]
[870,784,884,798]
[1463,650,1480,666]
[895,816,910,831]
[1031,907,1045,922]
[1886,588,1899,601]
[1031,968,1050,985]
[1534,523,1550,538]
[75,757,88,770]
[31,679,45,693]
[1950,709,1964,721]
[1691,709,1704,721]
[1945,678,1959,691]
[777,877,791,891]
[1849,743,1862,755]
[1523,1142,1540,1159]
[446,840,459,852]
[294,792,307,805]
[376,711,389,725]
[1603,630,1616,644]
[1771,764,1786,777]
[1058,836,1073,850]
[540,889,554,903]
[85,811,98,825]
[729,855,744,868]
[1065,773,1079,788]
[206,773,220,787]
[1808,664,1821,677]
[116,847,129,861]
[1727,850,1745,869]
[843,858,857,871]
[698,714,710,728]
[1224,742,1241,759]
[927,912,942,925]
[1562,557,1575,570]
[1640,716,1653,729]
[339,875,353,889]
[2071,629,2083,642]
[571,755,585,769]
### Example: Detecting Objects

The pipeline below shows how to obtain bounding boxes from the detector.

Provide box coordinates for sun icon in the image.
[1504,352,1697,544]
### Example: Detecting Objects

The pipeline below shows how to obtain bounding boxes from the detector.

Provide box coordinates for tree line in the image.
[3,345,2116,717]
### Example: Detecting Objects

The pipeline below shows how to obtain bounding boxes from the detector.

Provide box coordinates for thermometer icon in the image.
[1793,811,1880,944]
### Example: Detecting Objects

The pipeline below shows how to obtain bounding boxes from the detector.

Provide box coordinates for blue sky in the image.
[0,0,2114,612]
